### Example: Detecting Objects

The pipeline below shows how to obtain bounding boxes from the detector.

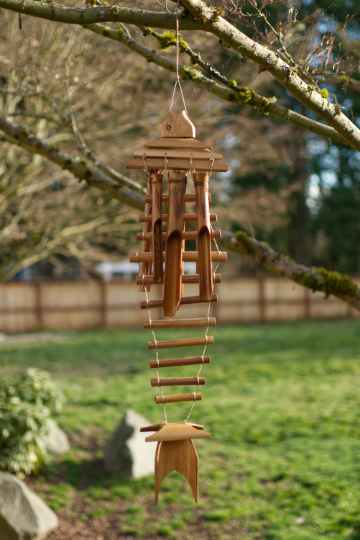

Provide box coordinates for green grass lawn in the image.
[1,319,360,539]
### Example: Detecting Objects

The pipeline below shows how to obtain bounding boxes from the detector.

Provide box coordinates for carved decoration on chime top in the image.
[127,110,228,504]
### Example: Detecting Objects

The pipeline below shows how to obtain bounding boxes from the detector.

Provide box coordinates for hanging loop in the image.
[169,0,188,114]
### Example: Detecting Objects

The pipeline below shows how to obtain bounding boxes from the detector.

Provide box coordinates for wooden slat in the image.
[144,317,216,329]
[144,137,211,150]
[139,213,217,223]
[148,336,214,350]
[155,393,202,404]
[151,377,205,387]
[135,149,222,159]
[136,274,221,286]
[149,356,211,369]
[144,194,211,203]
[136,230,221,241]
[140,294,217,310]
[130,251,227,263]
[126,158,228,172]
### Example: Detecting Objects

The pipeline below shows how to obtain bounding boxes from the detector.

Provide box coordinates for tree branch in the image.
[219,230,360,313]
[180,0,360,151]
[0,0,355,146]
[70,115,143,194]
[85,24,349,146]
[0,116,145,210]
[0,0,201,29]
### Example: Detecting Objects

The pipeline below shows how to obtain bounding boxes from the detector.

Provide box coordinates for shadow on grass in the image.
[46,455,154,502]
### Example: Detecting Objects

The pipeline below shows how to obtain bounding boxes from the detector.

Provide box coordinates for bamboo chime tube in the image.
[136,230,221,241]
[151,172,163,283]
[139,213,217,223]
[140,294,218,310]
[151,377,206,387]
[144,318,216,329]
[145,193,211,203]
[130,252,226,263]
[137,176,152,292]
[155,393,202,404]
[136,274,221,286]
[148,336,214,350]
[163,171,187,317]
[149,356,211,369]
[194,173,213,301]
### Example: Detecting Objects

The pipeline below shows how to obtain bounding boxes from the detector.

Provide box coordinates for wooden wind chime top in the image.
[125,111,228,173]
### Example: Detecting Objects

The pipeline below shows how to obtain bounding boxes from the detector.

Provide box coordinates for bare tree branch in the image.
[0,0,357,147]
[0,116,145,210]
[70,115,144,193]
[219,230,360,313]
[0,0,200,29]
[85,23,349,146]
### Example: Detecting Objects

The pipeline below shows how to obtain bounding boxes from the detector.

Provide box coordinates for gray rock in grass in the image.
[0,472,58,540]
[104,409,156,479]
[44,419,70,455]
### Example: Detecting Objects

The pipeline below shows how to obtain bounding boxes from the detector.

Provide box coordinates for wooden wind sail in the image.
[127,110,228,504]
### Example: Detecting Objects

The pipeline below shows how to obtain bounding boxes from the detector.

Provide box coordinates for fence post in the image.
[258,273,266,323]
[100,280,107,328]
[35,282,44,330]
[304,288,311,319]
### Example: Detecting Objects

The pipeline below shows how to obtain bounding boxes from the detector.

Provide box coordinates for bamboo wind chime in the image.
[126,110,228,503]
[126,0,227,505]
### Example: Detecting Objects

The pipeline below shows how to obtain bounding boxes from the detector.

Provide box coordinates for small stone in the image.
[0,472,58,540]
[295,517,305,524]
[44,419,70,455]
[103,410,156,478]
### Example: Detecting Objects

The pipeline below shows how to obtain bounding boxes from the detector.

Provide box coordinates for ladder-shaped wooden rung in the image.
[155,393,202,404]
[144,318,216,329]
[130,252,227,263]
[139,214,217,223]
[145,194,211,203]
[137,274,221,286]
[149,356,211,369]
[151,377,205,387]
[140,294,217,310]
[136,230,221,241]
[148,336,214,350]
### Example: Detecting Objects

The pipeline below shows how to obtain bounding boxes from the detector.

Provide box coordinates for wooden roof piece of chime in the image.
[125,111,229,173]
[144,422,211,442]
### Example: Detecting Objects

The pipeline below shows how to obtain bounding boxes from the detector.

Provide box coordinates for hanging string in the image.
[169,0,188,114]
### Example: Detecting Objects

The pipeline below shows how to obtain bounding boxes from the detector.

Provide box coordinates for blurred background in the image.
[0,1,360,539]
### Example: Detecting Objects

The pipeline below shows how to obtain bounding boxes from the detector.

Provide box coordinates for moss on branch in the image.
[233,230,359,302]
[155,31,188,51]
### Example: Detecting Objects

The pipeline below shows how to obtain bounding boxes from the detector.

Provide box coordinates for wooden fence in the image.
[0,277,358,333]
